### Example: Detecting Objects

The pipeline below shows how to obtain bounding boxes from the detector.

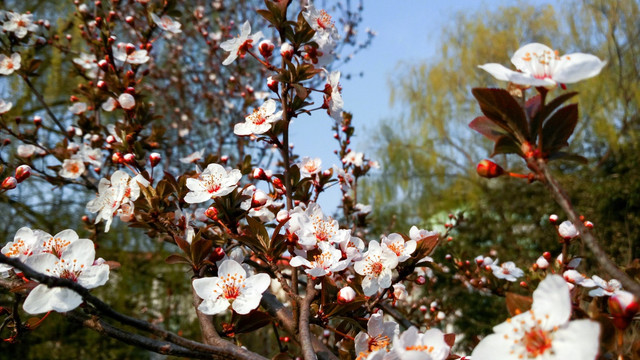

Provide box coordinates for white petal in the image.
[510,43,554,71]
[193,277,221,300]
[184,191,212,204]
[552,53,606,84]
[24,253,58,274]
[551,320,600,359]
[78,264,110,288]
[218,259,246,279]
[361,276,378,296]
[186,178,205,192]
[234,122,252,136]
[367,313,384,336]
[470,333,512,359]
[233,292,262,314]
[243,273,271,294]
[532,275,571,329]
[61,239,96,267]
[198,297,229,315]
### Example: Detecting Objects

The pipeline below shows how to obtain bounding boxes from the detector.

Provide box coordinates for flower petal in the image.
[193,277,221,300]
[532,274,571,329]
[198,297,229,315]
[551,319,600,360]
[552,52,606,84]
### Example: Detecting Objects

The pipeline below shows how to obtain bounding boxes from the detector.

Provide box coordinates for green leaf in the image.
[491,135,524,157]
[541,103,578,153]
[469,116,508,142]
[472,88,529,142]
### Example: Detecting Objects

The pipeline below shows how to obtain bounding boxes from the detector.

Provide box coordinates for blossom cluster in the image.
[1,227,110,314]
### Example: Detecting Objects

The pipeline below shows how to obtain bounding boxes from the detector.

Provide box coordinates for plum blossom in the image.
[388,327,450,360]
[184,163,242,203]
[0,53,21,75]
[180,149,205,163]
[78,144,103,167]
[220,21,263,66]
[113,43,150,64]
[59,155,86,179]
[303,3,339,66]
[479,43,606,87]
[0,98,12,114]
[354,240,399,296]
[299,157,322,178]
[563,269,596,289]
[343,150,364,167]
[240,186,275,222]
[471,275,600,360]
[289,203,350,249]
[381,233,416,263]
[354,312,399,357]
[409,226,438,242]
[86,170,148,232]
[151,13,182,34]
[192,259,270,315]
[234,99,282,136]
[22,239,110,314]
[3,12,38,38]
[491,261,524,282]
[339,235,365,262]
[0,227,42,274]
[325,70,343,121]
[588,275,622,297]
[73,52,98,77]
[290,241,349,277]
[68,102,88,115]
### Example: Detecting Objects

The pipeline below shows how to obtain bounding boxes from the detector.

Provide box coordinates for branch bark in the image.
[299,279,317,360]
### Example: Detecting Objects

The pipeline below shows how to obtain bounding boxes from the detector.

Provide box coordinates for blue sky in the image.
[290,0,560,212]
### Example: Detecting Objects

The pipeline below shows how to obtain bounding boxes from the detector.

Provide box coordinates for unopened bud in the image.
[220,155,229,164]
[149,152,161,167]
[33,116,42,126]
[258,40,274,58]
[97,80,107,90]
[558,220,579,240]
[280,43,294,59]
[584,221,594,229]
[476,159,504,178]
[123,153,135,163]
[15,165,31,183]
[205,207,218,221]
[112,152,123,164]
[549,214,558,223]
[251,189,269,207]
[125,16,134,24]
[609,290,639,330]
[106,135,116,144]
[337,286,356,304]
[252,167,268,180]
[209,246,225,262]
[118,93,136,110]
[415,275,426,285]
[98,59,108,71]
[267,76,278,93]
[276,209,289,223]
[125,43,136,55]
[2,177,17,190]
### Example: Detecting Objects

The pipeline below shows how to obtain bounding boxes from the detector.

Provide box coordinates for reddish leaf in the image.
[444,333,456,347]
[472,88,529,142]
[541,104,578,153]
[469,116,508,142]
[531,91,578,141]
[491,135,524,157]
[165,254,191,265]
[234,310,273,334]
[505,292,532,316]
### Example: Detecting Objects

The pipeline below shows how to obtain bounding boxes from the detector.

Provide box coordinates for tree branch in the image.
[299,279,317,360]
[536,159,640,298]
[0,253,266,360]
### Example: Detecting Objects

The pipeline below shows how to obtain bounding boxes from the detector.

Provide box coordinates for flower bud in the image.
[280,43,294,59]
[549,214,558,224]
[609,290,639,330]
[252,167,268,180]
[476,159,504,178]
[536,256,549,269]
[252,189,269,207]
[33,116,42,126]
[112,152,123,164]
[97,80,107,90]
[118,93,136,110]
[258,40,274,58]
[125,16,134,24]
[267,76,278,93]
[584,220,594,229]
[149,152,161,167]
[15,165,31,183]
[123,153,135,163]
[337,286,356,304]
[220,155,229,164]
[558,220,579,239]
[125,43,136,55]
[205,207,218,221]
[2,177,17,190]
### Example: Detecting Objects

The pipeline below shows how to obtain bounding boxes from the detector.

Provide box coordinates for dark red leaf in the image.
[472,88,529,142]
[469,116,508,142]
[491,135,524,157]
[541,103,578,153]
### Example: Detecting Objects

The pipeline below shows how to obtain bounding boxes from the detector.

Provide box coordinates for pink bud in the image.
[258,40,274,58]
[609,290,639,330]
[149,152,161,167]
[252,167,268,180]
[106,135,116,144]
[33,116,42,126]
[123,153,135,163]
[584,221,594,229]
[558,220,579,239]
[337,286,356,304]
[205,207,218,221]
[125,43,136,55]
[267,76,278,93]
[280,43,294,59]
[118,93,136,110]
[549,214,558,223]
[15,165,31,183]
[2,177,17,190]
[220,155,229,164]
[252,189,269,207]
[112,152,123,164]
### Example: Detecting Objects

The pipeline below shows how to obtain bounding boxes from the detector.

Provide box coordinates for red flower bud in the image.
[252,167,268,180]
[15,165,31,183]
[205,207,218,221]
[112,152,123,164]
[125,43,136,55]
[123,153,135,163]
[149,152,161,167]
[2,177,17,190]
[476,159,504,178]
[33,116,42,126]
[609,291,639,330]
[337,286,356,304]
